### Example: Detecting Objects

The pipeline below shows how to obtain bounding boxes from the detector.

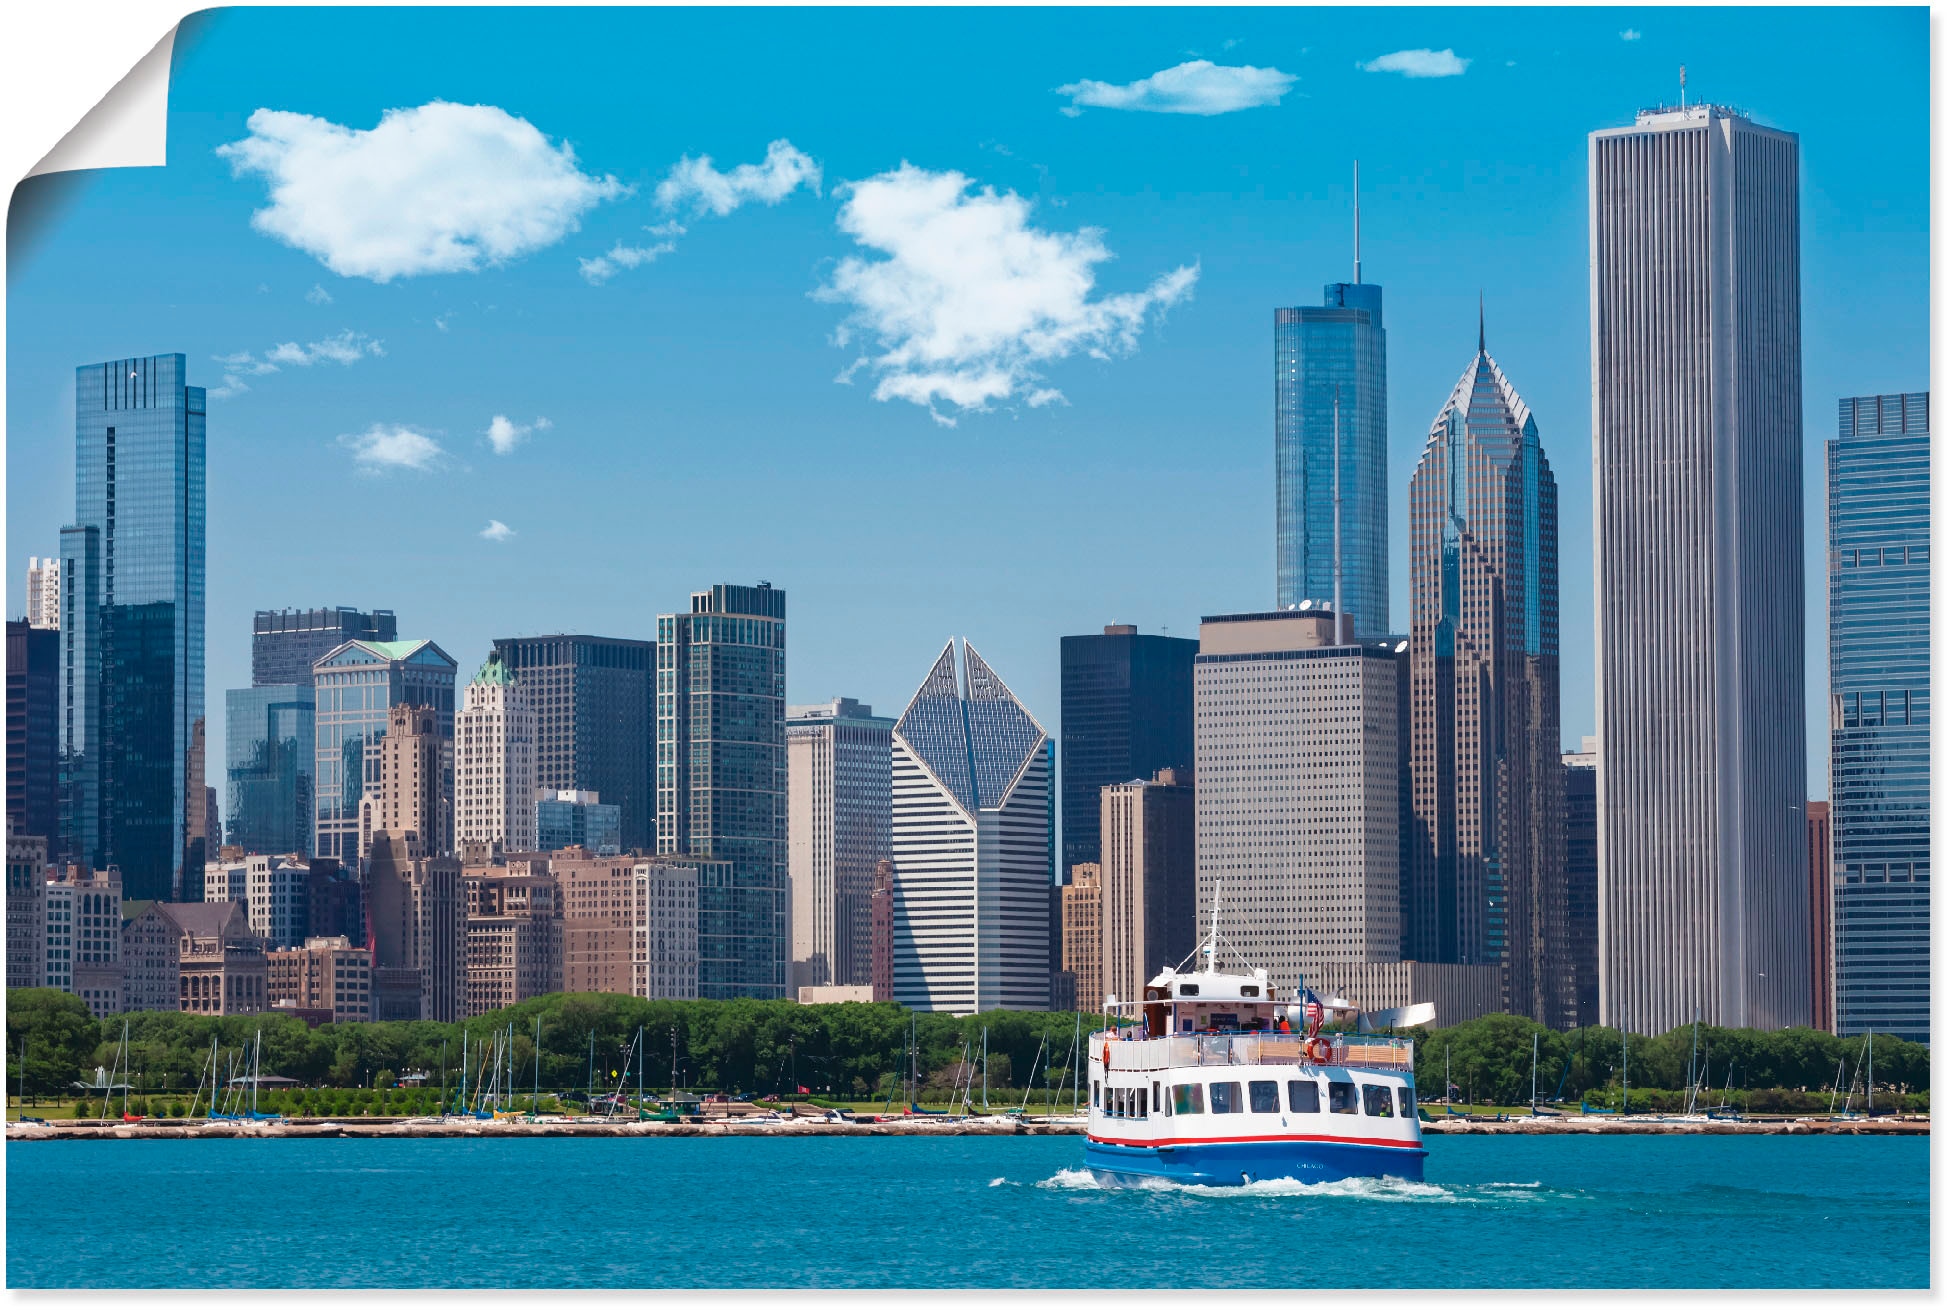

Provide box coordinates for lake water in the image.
[5,1133,1928,1288]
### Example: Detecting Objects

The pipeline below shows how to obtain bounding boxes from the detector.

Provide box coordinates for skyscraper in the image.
[60,354,205,901]
[1057,624,1195,874]
[364,703,463,1021]
[25,556,60,630]
[1807,799,1833,1034]
[1194,608,1401,989]
[253,608,397,688]
[786,697,892,990]
[7,620,59,851]
[224,684,315,856]
[453,651,537,853]
[492,634,656,852]
[311,639,457,862]
[1561,739,1599,1030]
[1591,104,1808,1033]
[1407,329,1564,1023]
[1829,391,1928,1043]
[658,583,786,999]
[1099,769,1196,1013]
[890,639,1054,1014]
[1274,183,1388,629]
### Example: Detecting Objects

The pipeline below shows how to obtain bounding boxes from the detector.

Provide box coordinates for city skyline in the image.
[5,9,1928,806]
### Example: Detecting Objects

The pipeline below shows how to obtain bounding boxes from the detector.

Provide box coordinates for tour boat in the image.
[1083,896,1425,1187]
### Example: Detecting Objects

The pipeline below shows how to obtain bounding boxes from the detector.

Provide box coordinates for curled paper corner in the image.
[28,23,178,178]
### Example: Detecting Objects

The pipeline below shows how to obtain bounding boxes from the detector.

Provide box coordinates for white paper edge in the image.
[26,23,178,178]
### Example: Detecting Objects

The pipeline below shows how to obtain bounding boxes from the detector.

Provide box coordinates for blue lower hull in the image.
[1084,1137,1426,1187]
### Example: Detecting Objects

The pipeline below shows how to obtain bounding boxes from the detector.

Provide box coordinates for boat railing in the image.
[1091,1032,1414,1072]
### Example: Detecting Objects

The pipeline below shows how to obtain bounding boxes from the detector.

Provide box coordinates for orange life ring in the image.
[1306,1037,1333,1064]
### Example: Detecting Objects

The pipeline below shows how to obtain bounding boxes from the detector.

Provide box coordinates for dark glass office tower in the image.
[312,639,457,861]
[7,620,59,850]
[658,583,786,1000]
[491,634,655,851]
[226,684,316,855]
[1275,280,1388,631]
[60,355,205,900]
[1058,625,1194,875]
[254,608,396,688]
[1830,392,1929,1043]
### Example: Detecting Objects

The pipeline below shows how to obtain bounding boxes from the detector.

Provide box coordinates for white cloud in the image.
[338,423,445,473]
[1055,60,1296,115]
[305,283,333,304]
[434,313,452,332]
[1620,28,1643,40]
[485,414,551,455]
[217,101,628,282]
[1360,48,1471,77]
[815,163,1197,422]
[479,519,515,542]
[209,330,383,400]
[578,236,678,284]
[655,139,821,217]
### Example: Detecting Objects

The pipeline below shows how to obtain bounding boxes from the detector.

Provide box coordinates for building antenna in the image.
[1332,384,1344,645]
[1680,64,1687,112]
[1352,159,1362,284]
[1478,291,1485,354]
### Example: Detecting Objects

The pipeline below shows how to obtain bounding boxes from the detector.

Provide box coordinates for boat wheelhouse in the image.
[1083,903,1425,1186]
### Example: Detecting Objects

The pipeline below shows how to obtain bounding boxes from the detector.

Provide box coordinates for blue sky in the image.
[5,6,1930,805]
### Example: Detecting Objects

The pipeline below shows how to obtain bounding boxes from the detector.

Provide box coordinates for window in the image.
[1396,1086,1416,1118]
[1287,1080,1320,1113]
[1249,1080,1280,1113]
[1210,1081,1243,1114]
[1137,1088,1148,1118]
[1362,1084,1394,1117]
[1328,1081,1357,1114]
[1091,1080,1099,1108]
[1173,1083,1204,1115]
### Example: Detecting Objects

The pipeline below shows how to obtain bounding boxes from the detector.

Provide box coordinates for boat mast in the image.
[1205,883,1222,972]
[981,1027,988,1111]
[1866,1031,1874,1113]
[1529,1032,1538,1110]
[1685,1006,1701,1114]
[251,1029,262,1118]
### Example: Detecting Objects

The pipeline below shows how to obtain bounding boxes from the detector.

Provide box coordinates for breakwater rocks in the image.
[7,1114,1086,1141]
[1422,1114,1929,1136]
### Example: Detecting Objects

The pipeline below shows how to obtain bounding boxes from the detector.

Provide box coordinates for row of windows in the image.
[1094,1077,1412,1120]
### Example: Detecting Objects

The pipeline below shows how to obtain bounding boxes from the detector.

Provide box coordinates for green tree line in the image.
[4,989,1096,1103]
[7,990,1924,1111]
[1408,1013,1927,1109]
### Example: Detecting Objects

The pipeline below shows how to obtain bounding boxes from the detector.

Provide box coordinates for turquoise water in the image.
[6,1134,1929,1288]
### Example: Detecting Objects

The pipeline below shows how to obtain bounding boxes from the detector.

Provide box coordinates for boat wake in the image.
[1035,1168,1555,1205]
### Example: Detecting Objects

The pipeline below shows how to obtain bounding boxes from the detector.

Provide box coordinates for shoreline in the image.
[6,1113,1927,1141]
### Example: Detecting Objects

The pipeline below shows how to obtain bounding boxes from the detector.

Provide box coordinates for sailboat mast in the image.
[981,1027,988,1112]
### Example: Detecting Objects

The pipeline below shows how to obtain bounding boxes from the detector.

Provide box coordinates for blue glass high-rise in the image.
[311,638,458,861]
[1829,392,1929,1043]
[1275,280,1388,631]
[658,583,786,1000]
[226,685,315,856]
[59,355,205,900]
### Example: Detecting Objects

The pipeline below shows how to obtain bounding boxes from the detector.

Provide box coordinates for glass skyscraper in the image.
[1407,331,1563,1024]
[1829,392,1929,1043]
[253,607,397,688]
[59,355,205,900]
[492,633,655,851]
[658,583,786,999]
[1057,624,1195,875]
[311,638,457,861]
[1275,280,1388,632]
[225,684,315,856]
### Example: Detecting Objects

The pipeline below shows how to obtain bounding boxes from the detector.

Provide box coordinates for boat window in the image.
[1209,1012,1239,1030]
[1328,1081,1357,1115]
[1177,984,1200,997]
[1248,1081,1279,1113]
[1287,1080,1320,1113]
[1091,1080,1099,1108]
[1172,1083,1203,1115]
[1137,1088,1148,1118]
[1362,1084,1394,1117]
[1240,985,1260,997]
[1209,1081,1243,1114]
[1152,1080,1161,1110]
[1396,1086,1416,1118]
